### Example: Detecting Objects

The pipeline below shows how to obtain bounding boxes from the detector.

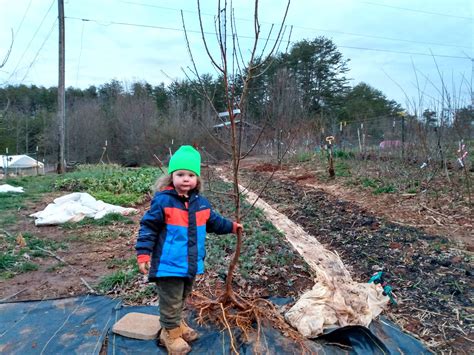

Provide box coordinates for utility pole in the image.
[57,0,66,173]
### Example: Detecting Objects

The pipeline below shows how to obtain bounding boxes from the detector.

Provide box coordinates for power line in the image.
[14,0,33,37]
[75,21,85,87]
[20,18,57,84]
[120,1,471,50]
[290,25,471,50]
[362,1,473,21]
[7,0,56,82]
[65,16,472,61]
[337,44,470,60]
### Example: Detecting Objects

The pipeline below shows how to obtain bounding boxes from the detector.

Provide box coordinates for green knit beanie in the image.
[168,145,201,176]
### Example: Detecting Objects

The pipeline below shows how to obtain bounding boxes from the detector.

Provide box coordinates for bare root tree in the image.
[181,0,307,351]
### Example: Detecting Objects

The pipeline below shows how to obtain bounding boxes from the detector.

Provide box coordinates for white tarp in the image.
[30,192,138,226]
[0,184,24,193]
[0,155,44,169]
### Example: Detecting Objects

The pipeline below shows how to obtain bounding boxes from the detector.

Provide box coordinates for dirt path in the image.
[238,162,473,354]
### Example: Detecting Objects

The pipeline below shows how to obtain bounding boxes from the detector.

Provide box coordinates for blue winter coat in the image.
[136,188,234,280]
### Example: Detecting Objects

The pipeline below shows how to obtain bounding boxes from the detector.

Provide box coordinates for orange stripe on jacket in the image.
[196,209,210,226]
[164,207,188,227]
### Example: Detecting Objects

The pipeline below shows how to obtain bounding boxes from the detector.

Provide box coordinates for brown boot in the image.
[180,320,199,342]
[159,327,191,355]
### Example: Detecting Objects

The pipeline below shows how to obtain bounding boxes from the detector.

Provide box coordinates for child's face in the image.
[172,170,198,196]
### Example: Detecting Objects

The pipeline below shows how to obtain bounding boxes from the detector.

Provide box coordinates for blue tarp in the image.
[1,295,432,354]
[109,303,432,355]
[0,295,120,354]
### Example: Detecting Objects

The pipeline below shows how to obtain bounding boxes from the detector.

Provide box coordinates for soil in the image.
[0,192,144,301]
[238,159,473,354]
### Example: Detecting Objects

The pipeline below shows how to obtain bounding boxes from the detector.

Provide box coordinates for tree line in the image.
[0,37,471,166]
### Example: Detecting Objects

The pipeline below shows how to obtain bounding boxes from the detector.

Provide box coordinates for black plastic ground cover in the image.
[0,295,120,354]
[0,295,431,354]
[108,303,432,355]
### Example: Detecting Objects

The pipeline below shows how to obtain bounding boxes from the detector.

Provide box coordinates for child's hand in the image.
[138,261,150,274]
[233,222,244,234]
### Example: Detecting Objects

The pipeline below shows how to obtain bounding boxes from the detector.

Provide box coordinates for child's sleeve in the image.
[135,195,165,260]
[206,208,237,235]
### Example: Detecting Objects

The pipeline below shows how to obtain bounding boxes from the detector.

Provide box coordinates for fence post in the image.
[401,114,405,159]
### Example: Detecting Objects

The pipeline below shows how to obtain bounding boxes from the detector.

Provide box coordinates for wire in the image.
[119,0,471,50]
[362,1,473,21]
[289,25,471,50]
[20,18,57,84]
[7,0,56,82]
[75,21,86,87]
[14,0,33,37]
[65,16,472,61]
[337,44,470,60]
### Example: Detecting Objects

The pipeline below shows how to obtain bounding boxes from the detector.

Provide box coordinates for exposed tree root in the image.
[189,288,309,354]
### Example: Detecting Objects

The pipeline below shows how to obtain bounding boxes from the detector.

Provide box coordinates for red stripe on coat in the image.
[164,207,188,227]
[196,209,210,226]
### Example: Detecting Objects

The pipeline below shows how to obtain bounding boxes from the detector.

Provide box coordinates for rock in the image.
[389,242,402,249]
[371,265,383,271]
[451,256,462,264]
[112,312,161,340]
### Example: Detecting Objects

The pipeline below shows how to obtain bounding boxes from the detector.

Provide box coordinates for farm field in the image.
[0,161,472,353]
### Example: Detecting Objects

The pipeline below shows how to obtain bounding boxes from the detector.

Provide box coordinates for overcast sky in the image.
[0,0,472,111]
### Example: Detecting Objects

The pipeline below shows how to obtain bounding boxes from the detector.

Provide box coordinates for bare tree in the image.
[182,0,306,350]
[1,29,13,117]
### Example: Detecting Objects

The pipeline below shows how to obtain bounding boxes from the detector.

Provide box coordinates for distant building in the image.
[0,155,45,176]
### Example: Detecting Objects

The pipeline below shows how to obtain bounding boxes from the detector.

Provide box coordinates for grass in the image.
[81,230,123,241]
[373,185,396,194]
[124,284,157,303]
[335,160,351,177]
[294,151,315,162]
[0,174,57,226]
[205,180,309,279]
[97,257,139,293]
[97,268,138,293]
[0,231,67,279]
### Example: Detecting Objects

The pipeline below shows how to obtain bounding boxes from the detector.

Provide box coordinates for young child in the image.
[136,145,242,354]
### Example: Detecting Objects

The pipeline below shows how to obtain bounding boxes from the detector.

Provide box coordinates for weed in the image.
[106,257,136,269]
[18,262,39,272]
[97,269,138,292]
[91,191,145,206]
[54,165,160,206]
[0,271,15,279]
[334,150,355,159]
[124,284,157,302]
[45,262,67,273]
[0,253,17,271]
[335,161,351,177]
[82,230,122,241]
[0,213,17,226]
[0,232,67,279]
[373,185,396,194]
[361,177,379,189]
[294,151,315,162]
